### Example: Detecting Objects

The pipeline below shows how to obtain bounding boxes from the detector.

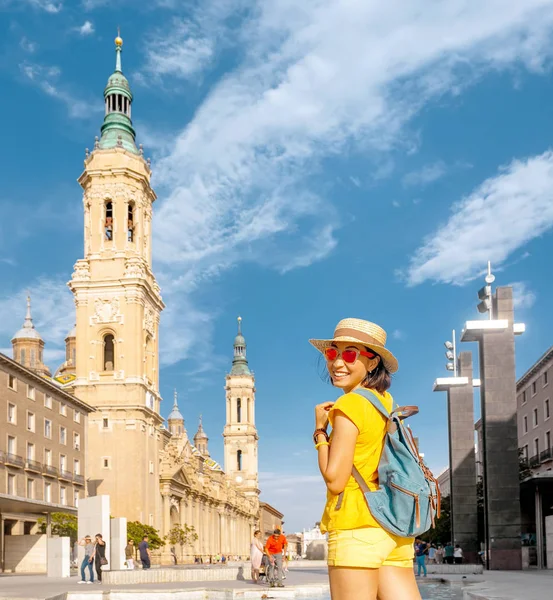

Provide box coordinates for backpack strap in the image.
[352,388,390,418]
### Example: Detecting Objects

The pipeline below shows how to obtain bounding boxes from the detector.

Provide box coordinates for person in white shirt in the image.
[453,544,463,565]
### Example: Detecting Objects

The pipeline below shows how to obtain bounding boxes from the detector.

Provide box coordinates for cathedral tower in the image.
[68,35,164,526]
[194,416,209,456]
[167,390,185,437]
[11,296,51,377]
[223,317,259,498]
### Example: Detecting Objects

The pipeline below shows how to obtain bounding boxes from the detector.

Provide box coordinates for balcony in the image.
[25,458,43,473]
[43,464,59,478]
[5,453,25,468]
[59,470,73,482]
[73,474,85,486]
[539,447,553,462]
[529,454,540,468]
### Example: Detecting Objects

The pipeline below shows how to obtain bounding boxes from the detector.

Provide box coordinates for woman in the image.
[91,533,107,582]
[250,529,264,583]
[125,539,135,569]
[311,318,420,600]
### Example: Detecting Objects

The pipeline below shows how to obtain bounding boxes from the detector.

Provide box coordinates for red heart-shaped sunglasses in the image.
[324,347,377,364]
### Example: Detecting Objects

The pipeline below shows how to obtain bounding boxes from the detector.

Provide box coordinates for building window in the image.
[546,431,551,451]
[545,371,549,386]
[8,473,16,495]
[522,445,528,459]
[546,399,550,421]
[27,411,35,432]
[45,395,52,409]
[127,203,134,242]
[60,403,67,417]
[74,459,80,475]
[105,201,113,240]
[533,408,539,428]
[149,460,154,474]
[8,374,17,390]
[30,349,36,368]
[102,418,109,429]
[44,449,51,466]
[7,435,16,456]
[534,438,539,456]
[523,415,528,434]
[60,455,66,472]
[44,481,51,502]
[532,381,537,395]
[60,486,66,506]
[27,478,34,499]
[149,514,154,526]
[21,349,26,365]
[7,403,16,424]
[74,490,80,508]
[74,432,81,450]
[74,410,81,423]
[103,334,115,371]
[27,385,35,400]
[27,443,34,460]
[522,390,527,404]
[237,449,242,471]
[60,427,67,445]
[237,398,242,423]
[102,457,111,469]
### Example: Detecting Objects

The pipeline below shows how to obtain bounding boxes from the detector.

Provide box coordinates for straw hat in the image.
[309,318,398,373]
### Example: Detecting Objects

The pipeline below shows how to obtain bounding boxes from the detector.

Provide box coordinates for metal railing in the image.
[5,453,25,468]
[59,470,73,481]
[43,464,59,477]
[529,454,540,468]
[73,474,85,485]
[25,458,43,472]
[539,447,552,462]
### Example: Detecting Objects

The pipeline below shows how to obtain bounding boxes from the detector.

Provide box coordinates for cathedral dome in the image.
[11,297,43,342]
[168,405,184,421]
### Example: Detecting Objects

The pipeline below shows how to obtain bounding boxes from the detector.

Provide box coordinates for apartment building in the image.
[0,351,94,535]
[517,345,553,474]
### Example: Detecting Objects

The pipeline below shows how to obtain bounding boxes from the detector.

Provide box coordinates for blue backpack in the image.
[336,388,441,538]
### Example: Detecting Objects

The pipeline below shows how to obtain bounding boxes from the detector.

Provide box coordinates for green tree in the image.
[165,524,198,563]
[38,513,78,542]
[126,521,165,558]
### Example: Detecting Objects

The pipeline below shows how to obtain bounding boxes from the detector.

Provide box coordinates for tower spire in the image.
[167,388,185,436]
[115,29,123,72]
[24,296,34,330]
[231,316,251,375]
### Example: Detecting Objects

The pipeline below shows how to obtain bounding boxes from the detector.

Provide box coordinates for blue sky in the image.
[1,0,553,533]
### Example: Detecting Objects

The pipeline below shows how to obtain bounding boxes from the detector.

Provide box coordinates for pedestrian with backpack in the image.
[310,318,440,600]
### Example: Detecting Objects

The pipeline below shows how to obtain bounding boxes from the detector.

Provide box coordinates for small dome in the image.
[234,334,246,346]
[168,406,184,421]
[105,72,130,93]
[12,327,42,341]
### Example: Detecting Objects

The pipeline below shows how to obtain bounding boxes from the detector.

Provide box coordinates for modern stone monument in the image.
[461,266,524,570]
[434,350,479,563]
[78,495,111,570]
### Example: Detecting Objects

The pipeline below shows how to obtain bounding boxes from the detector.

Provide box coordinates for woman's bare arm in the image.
[317,410,358,495]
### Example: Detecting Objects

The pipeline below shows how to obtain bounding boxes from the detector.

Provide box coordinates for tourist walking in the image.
[454,544,464,564]
[77,535,95,584]
[265,528,288,588]
[428,543,437,564]
[311,319,423,600]
[125,539,135,569]
[139,535,151,569]
[435,544,444,564]
[415,539,428,577]
[444,542,454,565]
[250,529,264,583]
[91,533,107,583]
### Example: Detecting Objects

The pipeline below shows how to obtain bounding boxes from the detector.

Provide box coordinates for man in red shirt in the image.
[264,529,288,588]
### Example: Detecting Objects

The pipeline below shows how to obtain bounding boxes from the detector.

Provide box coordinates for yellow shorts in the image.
[327,527,414,569]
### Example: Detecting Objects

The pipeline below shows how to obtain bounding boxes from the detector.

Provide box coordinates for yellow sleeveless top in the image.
[319,389,393,533]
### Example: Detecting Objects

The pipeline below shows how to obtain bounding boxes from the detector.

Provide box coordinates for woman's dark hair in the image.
[254,529,261,536]
[361,351,392,393]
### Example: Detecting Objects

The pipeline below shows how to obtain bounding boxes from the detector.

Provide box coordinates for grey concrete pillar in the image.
[433,351,478,563]
[447,352,479,562]
[461,286,522,570]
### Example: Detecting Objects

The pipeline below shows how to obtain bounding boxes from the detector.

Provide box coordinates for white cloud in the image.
[392,329,405,340]
[20,37,37,53]
[510,281,537,310]
[76,21,95,36]
[19,62,101,119]
[146,0,553,366]
[403,161,447,187]
[404,150,553,286]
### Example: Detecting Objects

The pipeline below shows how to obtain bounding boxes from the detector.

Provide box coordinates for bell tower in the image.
[68,34,164,526]
[223,317,259,498]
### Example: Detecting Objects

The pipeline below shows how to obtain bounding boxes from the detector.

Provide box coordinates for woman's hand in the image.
[315,401,334,430]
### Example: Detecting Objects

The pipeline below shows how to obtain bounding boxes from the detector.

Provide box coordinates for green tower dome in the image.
[230,316,251,376]
[98,34,139,154]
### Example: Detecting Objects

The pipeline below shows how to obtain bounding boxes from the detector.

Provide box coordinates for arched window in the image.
[127,203,134,242]
[237,450,242,471]
[237,398,242,423]
[72,348,76,366]
[103,334,115,371]
[105,202,113,241]
[145,336,154,383]
[30,349,36,367]
[21,348,26,365]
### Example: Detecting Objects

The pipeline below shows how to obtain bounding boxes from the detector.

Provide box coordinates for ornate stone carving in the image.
[144,307,155,337]
[91,297,122,324]
[170,496,180,510]
[124,258,146,279]
[72,260,90,281]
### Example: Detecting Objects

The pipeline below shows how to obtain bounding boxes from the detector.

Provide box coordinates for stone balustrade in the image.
[102,564,249,585]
